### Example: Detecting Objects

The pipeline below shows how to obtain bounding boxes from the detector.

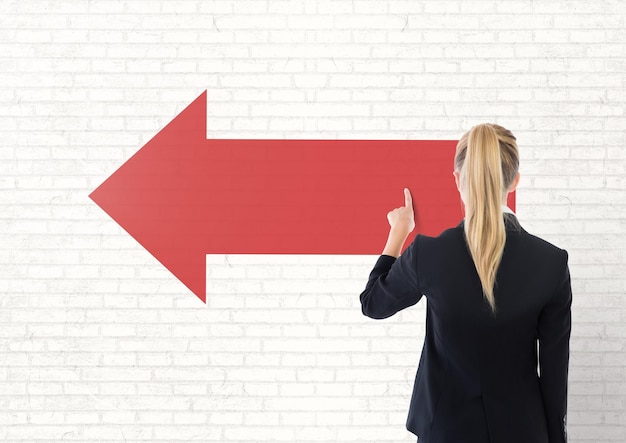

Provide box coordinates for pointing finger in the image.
[404,187,412,208]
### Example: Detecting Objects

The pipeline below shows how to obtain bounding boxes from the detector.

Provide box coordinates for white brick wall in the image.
[1,0,625,441]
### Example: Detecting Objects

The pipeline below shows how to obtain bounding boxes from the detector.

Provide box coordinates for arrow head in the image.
[90,91,210,303]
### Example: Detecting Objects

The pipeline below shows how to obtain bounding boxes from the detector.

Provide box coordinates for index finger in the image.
[404,187,412,208]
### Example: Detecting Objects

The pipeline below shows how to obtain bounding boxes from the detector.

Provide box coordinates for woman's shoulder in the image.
[502,221,569,273]
[412,223,466,251]
[514,224,568,256]
[521,230,568,266]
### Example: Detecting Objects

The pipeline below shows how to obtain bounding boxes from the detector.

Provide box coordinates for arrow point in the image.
[88,90,211,304]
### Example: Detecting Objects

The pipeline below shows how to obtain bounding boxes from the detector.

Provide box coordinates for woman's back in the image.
[360,217,571,442]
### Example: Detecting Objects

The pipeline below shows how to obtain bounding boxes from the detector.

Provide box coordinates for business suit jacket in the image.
[360,215,572,443]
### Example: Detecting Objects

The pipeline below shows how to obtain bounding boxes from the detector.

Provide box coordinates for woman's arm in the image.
[382,226,411,258]
[359,188,421,319]
[359,234,422,319]
[537,249,572,443]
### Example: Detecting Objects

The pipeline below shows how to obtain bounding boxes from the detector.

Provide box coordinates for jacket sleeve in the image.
[537,249,572,443]
[359,235,423,319]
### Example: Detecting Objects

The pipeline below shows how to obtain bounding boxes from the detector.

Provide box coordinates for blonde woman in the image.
[359,123,571,443]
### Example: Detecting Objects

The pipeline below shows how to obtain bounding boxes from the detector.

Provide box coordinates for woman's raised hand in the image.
[386,188,415,235]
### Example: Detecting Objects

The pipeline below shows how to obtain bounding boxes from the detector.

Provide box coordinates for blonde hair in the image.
[454,123,520,313]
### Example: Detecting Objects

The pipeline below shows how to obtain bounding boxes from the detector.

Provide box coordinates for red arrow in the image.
[89,91,515,303]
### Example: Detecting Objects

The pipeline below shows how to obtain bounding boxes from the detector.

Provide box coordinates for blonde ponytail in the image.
[454,123,520,314]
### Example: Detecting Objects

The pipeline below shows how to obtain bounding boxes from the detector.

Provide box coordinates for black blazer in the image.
[360,215,572,443]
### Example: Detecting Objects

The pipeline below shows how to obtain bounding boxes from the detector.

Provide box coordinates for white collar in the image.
[502,205,515,215]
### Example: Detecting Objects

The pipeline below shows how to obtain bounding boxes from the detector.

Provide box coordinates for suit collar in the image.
[501,204,515,215]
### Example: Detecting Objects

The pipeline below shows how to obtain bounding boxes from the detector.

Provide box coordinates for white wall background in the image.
[2,0,625,441]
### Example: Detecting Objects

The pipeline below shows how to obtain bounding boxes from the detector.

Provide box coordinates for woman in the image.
[359,123,572,443]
